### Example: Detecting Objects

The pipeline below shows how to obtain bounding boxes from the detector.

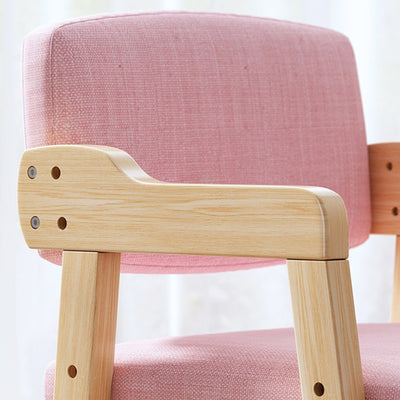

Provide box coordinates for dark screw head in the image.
[30,216,40,229]
[27,166,37,179]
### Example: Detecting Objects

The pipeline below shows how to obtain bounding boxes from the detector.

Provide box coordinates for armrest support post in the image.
[288,260,365,400]
[54,251,120,400]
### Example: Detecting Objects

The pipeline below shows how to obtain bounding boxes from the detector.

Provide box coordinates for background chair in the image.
[20,11,400,399]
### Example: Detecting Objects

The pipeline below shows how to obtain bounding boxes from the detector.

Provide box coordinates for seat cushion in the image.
[45,324,400,399]
[23,12,371,273]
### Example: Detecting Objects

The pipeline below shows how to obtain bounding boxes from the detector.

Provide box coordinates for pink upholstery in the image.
[23,12,371,273]
[44,323,400,399]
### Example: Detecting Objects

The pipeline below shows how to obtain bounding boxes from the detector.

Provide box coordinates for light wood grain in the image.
[288,260,364,400]
[18,145,348,260]
[54,251,120,400]
[391,236,400,322]
[369,143,400,234]
[368,143,400,322]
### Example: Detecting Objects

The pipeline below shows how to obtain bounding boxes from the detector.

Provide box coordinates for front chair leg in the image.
[288,260,364,400]
[54,251,121,400]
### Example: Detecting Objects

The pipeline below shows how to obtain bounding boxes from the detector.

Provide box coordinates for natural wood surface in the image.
[18,145,348,260]
[288,260,364,400]
[368,143,400,322]
[54,251,120,400]
[369,143,400,234]
[391,236,400,322]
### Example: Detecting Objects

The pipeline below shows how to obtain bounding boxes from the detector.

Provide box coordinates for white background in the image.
[1,0,399,398]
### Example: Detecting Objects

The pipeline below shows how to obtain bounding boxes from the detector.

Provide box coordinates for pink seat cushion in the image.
[23,12,371,273]
[44,323,400,399]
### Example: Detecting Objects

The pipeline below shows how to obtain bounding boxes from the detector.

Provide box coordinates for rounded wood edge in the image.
[310,187,349,260]
[18,145,349,260]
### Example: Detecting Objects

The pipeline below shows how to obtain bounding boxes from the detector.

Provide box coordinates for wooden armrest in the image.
[18,145,348,260]
[19,146,361,400]
[369,142,400,234]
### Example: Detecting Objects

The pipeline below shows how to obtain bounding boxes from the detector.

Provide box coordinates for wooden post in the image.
[54,251,121,400]
[288,260,364,400]
[390,236,400,322]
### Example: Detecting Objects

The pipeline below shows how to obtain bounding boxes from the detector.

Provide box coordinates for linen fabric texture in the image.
[23,12,371,273]
[44,324,400,399]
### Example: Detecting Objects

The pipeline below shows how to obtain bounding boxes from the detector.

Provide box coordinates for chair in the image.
[20,11,400,400]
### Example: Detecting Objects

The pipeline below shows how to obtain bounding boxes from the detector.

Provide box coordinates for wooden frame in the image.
[391,236,400,322]
[288,260,364,399]
[369,143,400,322]
[54,252,120,400]
[18,145,348,260]
[18,145,366,400]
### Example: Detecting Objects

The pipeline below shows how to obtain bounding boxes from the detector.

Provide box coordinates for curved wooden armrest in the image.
[18,145,362,400]
[18,145,348,260]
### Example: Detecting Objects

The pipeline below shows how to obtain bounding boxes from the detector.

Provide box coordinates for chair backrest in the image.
[23,12,371,273]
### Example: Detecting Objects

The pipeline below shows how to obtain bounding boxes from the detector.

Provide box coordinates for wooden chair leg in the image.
[287,260,365,400]
[54,251,121,400]
[390,236,400,322]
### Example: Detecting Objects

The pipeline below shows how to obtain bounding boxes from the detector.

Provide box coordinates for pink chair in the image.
[20,11,400,399]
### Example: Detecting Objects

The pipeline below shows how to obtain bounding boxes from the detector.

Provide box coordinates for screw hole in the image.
[386,162,393,171]
[393,207,399,216]
[314,382,325,396]
[27,166,37,179]
[57,217,67,230]
[51,166,61,179]
[67,365,77,378]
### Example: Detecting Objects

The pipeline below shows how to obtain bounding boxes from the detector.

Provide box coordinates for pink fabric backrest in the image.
[23,11,371,274]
